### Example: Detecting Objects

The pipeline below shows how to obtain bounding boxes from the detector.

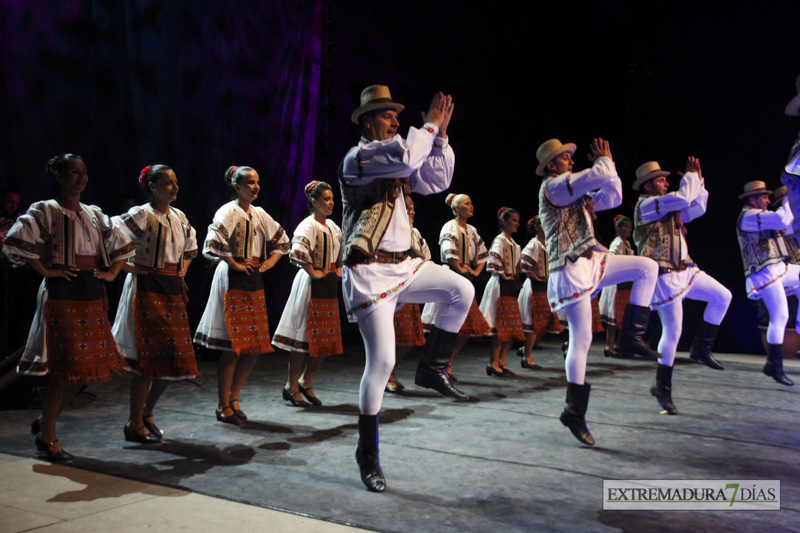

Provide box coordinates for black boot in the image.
[415,326,472,400]
[688,321,725,370]
[617,304,661,359]
[650,364,678,415]
[764,344,794,386]
[355,414,386,492]
[559,382,595,446]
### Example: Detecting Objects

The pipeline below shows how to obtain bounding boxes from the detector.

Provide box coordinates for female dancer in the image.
[421,193,490,380]
[388,196,429,392]
[518,216,562,368]
[598,215,634,357]
[112,165,199,442]
[3,154,134,460]
[480,207,525,376]
[272,181,343,407]
[194,166,289,424]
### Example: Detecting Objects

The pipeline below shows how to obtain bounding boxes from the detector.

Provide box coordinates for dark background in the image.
[2,0,800,355]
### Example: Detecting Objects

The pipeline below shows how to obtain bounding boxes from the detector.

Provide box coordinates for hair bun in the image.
[445,193,456,206]
[305,180,320,195]
[497,206,509,219]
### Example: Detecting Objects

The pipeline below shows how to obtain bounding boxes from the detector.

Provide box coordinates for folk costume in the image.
[272,216,344,356]
[343,85,473,492]
[111,204,199,379]
[194,201,289,355]
[421,220,490,337]
[633,161,731,413]
[3,200,134,383]
[518,236,562,337]
[536,138,659,446]
[737,181,798,386]
[479,233,525,342]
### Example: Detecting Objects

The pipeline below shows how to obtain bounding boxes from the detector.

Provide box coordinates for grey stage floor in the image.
[0,339,798,533]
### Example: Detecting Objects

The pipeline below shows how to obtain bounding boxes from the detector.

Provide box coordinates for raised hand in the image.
[588,138,612,162]
[423,92,446,127]
[438,95,454,138]
[685,156,701,178]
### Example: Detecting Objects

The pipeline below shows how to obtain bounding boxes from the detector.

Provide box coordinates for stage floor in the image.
[1,340,798,532]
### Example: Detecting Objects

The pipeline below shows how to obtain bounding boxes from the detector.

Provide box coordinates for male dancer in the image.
[340,85,474,491]
[632,159,731,414]
[737,181,797,385]
[537,138,660,446]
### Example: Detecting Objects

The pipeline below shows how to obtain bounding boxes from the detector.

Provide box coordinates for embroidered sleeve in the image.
[486,236,504,274]
[1,201,49,261]
[439,222,459,262]
[90,205,134,262]
[202,205,234,259]
[289,218,315,267]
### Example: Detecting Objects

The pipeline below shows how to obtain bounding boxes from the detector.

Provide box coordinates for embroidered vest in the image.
[45,202,110,268]
[441,223,473,265]
[338,159,413,264]
[538,179,596,271]
[633,196,692,270]
[530,241,548,279]
[410,228,427,259]
[312,223,335,269]
[123,208,192,271]
[736,208,789,275]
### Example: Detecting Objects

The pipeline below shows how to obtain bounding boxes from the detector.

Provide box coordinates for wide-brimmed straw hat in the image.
[632,161,670,191]
[350,85,405,125]
[535,138,577,176]
[739,180,773,200]
[786,73,800,117]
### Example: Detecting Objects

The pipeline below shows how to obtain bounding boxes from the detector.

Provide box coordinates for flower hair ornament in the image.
[497,206,511,219]
[305,180,321,195]
[139,165,151,187]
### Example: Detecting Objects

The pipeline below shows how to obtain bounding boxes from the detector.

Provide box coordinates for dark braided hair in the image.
[304,180,333,212]
[138,164,172,192]
[46,153,83,178]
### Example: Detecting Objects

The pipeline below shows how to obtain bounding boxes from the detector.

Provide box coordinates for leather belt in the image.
[659,262,693,275]
[363,250,409,265]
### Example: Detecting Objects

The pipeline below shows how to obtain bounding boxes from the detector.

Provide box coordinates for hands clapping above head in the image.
[587,138,612,162]
[424,92,455,137]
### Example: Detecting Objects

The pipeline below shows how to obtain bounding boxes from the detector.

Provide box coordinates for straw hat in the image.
[738,180,773,200]
[785,73,800,117]
[350,85,405,125]
[535,138,577,176]
[632,161,670,191]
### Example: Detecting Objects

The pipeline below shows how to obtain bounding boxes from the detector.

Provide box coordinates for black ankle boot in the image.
[617,304,661,359]
[415,326,471,400]
[689,321,725,370]
[764,344,794,386]
[559,382,594,446]
[356,414,386,492]
[650,364,678,415]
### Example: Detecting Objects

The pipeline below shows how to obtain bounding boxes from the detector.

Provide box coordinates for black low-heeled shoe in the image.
[298,385,322,406]
[282,387,311,407]
[500,365,516,377]
[486,365,504,377]
[142,415,163,441]
[520,359,539,369]
[124,422,160,443]
[215,405,243,425]
[35,436,73,461]
[230,399,248,421]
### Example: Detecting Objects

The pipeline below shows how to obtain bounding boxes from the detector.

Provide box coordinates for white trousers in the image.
[760,263,800,345]
[656,271,731,366]
[564,254,658,384]
[357,263,474,414]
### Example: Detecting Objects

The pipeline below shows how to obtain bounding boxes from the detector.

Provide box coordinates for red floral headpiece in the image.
[139,165,151,187]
